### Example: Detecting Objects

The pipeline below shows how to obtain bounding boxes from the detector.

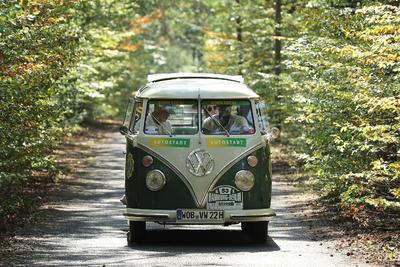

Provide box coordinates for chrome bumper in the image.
[123,208,276,224]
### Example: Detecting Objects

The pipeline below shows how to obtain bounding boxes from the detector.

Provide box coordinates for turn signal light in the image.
[142,155,153,167]
[247,155,258,167]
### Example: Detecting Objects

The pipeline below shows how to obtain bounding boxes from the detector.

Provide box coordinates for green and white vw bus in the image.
[120,73,276,244]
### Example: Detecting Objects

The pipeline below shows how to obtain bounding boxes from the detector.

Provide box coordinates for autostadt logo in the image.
[186,149,214,176]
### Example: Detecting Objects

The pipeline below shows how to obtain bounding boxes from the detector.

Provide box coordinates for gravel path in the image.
[4,133,373,267]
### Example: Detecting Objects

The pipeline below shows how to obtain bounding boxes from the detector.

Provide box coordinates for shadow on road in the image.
[128,228,280,252]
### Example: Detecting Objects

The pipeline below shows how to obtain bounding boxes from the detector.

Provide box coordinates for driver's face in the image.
[159,110,169,122]
[153,108,169,122]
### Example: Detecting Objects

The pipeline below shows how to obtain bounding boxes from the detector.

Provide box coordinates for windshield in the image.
[201,100,255,135]
[144,100,198,135]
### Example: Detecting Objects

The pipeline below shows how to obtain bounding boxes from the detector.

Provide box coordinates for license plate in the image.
[176,209,224,223]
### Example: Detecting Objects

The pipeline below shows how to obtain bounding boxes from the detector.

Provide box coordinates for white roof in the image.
[147,73,244,83]
[137,73,259,99]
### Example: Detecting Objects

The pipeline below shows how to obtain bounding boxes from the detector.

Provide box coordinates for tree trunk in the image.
[235,0,243,74]
[274,0,282,76]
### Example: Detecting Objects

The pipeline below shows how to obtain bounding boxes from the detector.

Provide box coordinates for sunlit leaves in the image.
[286,2,400,217]
[0,0,81,181]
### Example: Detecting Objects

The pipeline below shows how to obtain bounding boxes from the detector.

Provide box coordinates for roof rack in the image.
[147,73,244,83]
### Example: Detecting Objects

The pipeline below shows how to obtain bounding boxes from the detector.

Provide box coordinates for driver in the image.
[202,104,249,134]
[145,106,173,135]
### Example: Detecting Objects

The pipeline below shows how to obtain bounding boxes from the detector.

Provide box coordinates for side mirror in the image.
[266,127,280,140]
[119,125,128,135]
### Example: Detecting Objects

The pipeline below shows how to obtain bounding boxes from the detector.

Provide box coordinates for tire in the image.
[241,221,268,243]
[127,221,146,245]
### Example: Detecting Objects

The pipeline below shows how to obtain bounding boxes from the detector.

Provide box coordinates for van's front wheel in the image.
[127,221,146,245]
[241,221,268,243]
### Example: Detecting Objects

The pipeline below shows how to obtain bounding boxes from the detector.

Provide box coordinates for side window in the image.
[130,100,143,132]
[122,98,134,129]
[255,100,268,131]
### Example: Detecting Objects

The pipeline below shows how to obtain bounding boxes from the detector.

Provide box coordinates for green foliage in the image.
[0,0,81,181]
[1,0,398,224]
[75,0,151,119]
[202,0,285,124]
[285,2,400,216]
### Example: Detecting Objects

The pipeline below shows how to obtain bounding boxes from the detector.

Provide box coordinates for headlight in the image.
[146,170,166,191]
[234,170,255,191]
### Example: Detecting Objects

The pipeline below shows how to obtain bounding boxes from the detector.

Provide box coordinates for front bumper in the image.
[123,208,276,224]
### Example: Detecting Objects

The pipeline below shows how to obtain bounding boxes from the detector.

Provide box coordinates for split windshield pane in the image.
[201,100,255,135]
[144,100,198,135]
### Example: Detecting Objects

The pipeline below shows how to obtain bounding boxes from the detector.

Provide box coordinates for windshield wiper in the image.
[202,106,230,137]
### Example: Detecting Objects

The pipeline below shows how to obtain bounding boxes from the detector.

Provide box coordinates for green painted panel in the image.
[212,145,272,209]
[125,142,197,209]
[125,140,272,210]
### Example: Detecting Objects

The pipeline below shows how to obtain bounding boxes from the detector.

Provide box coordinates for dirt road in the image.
[3,133,373,267]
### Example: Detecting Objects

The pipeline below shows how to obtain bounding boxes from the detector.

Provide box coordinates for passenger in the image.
[238,104,253,124]
[204,105,217,118]
[145,106,173,135]
[202,104,249,134]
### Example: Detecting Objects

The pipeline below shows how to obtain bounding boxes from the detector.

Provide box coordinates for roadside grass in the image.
[270,138,400,266]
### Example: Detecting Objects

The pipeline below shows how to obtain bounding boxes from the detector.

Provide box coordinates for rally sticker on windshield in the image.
[207,185,243,210]
[149,137,190,148]
[207,138,246,147]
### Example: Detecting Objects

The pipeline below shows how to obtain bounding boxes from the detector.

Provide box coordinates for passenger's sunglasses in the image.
[206,105,216,112]
[207,106,217,112]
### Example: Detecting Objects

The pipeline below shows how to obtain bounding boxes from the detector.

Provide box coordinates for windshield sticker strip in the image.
[207,138,246,147]
[149,138,190,148]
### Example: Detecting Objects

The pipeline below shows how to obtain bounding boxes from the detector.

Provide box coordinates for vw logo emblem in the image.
[186,149,214,176]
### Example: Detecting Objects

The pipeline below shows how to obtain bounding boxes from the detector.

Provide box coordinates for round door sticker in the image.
[125,153,134,179]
